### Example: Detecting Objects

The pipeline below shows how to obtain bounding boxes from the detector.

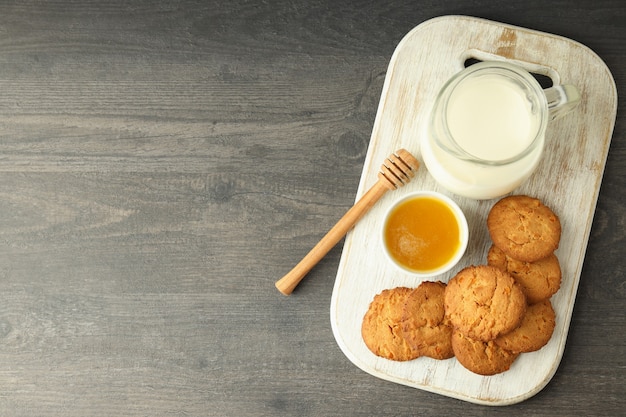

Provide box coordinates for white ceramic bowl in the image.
[381,190,469,277]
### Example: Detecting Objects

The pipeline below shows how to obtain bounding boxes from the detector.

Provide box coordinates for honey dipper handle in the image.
[275,180,390,295]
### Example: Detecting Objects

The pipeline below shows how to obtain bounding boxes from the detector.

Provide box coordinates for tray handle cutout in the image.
[461,49,559,89]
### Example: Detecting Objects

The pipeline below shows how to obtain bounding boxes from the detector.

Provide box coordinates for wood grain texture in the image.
[0,1,624,416]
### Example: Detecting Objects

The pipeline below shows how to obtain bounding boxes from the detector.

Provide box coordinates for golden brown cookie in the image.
[494,299,556,353]
[487,195,561,263]
[451,330,520,376]
[361,287,419,361]
[444,265,527,342]
[487,245,562,304]
[400,281,454,360]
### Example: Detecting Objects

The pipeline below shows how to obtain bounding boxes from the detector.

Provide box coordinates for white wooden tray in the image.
[330,16,617,405]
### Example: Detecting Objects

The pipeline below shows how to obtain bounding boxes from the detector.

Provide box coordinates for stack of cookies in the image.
[361,282,454,362]
[361,195,562,376]
[486,195,562,304]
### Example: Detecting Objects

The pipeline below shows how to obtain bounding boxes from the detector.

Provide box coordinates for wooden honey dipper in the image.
[275,149,419,295]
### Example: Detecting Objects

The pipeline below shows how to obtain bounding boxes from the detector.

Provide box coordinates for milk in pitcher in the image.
[446,74,540,162]
[422,62,549,200]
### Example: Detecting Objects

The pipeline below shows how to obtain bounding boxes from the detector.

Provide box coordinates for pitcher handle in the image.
[545,84,581,121]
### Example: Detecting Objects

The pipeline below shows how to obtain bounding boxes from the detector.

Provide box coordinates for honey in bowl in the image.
[382,191,468,276]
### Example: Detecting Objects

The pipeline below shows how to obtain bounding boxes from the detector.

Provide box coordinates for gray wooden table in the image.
[0,1,623,416]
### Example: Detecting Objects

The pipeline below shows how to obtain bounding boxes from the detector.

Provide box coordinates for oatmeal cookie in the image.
[494,299,556,353]
[444,265,527,342]
[487,244,562,304]
[401,281,454,360]
[451,330,520,376]
[487,195,561,262]
[361,287,419,361]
